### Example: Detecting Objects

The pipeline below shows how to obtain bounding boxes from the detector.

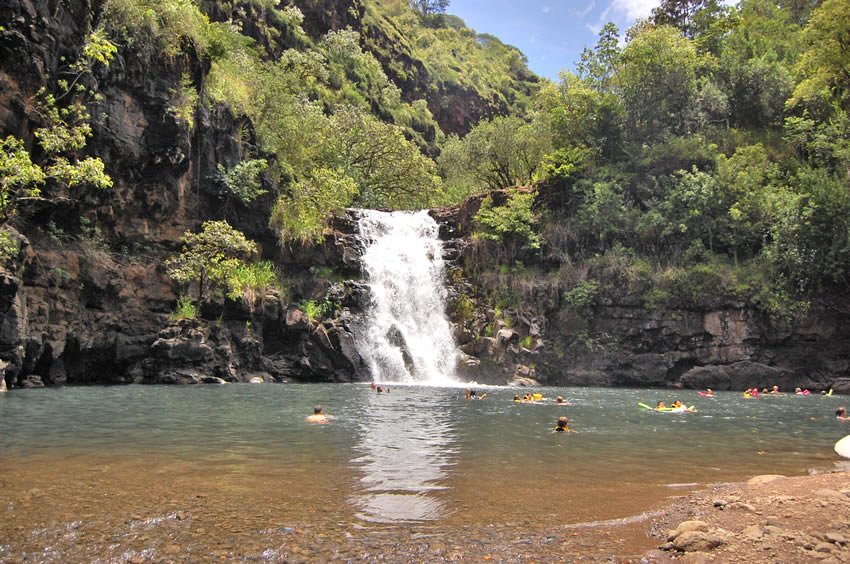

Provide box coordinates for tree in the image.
[166,221,257,302]
[790,0,850,111]
[269,167,358,245]
[535,74,623,159]
[616,25,700,142]
[651,0,726,40]
[474,188,541,253]
[439,115,550,195]
[576,22,620,92]
[410,0,450,16]
[320,106,442,210]
[719,0,800,129]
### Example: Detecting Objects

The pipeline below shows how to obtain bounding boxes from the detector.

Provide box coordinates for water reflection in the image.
[349,387,458,523]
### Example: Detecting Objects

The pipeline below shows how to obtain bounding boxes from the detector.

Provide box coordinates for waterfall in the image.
[356,210,458,385]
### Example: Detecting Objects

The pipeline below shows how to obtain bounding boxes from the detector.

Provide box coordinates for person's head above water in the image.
[837,407,847,418]
[313,406,324,415]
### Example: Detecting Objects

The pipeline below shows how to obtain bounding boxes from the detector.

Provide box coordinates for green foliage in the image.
[0,137,45,219]
[169,296,198,321]
[169,71,199,128]
[520,335,534,349]
[0,230,17,264]
[215,158,269,204]
[226,261,278,310]
[453,294,475,322]
[440,115,549,196]
[165,221,257,302]
[270,167,358,245]
[563,280,600,316]
[790,0,850,109]
[300,299,334,323]
[474,189,541,251]
[617,24,701,141]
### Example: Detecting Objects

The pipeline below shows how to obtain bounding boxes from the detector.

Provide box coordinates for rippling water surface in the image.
[1,384,847,560]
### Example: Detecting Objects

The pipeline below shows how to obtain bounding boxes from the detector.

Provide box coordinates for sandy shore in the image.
[641,470,850,563]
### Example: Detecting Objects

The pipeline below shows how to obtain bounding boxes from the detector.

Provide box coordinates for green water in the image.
[1,384,847,560]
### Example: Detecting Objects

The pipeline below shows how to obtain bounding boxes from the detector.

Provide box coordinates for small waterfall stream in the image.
[355,209,458,385]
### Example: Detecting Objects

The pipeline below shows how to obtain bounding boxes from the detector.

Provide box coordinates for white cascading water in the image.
[356,209,458,385]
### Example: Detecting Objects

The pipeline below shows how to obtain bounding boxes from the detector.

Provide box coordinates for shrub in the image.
[453,294,475,322]
[474,188,541,251]
[227,261,278,311]
[563,279,600,317]
[170,296,197,321]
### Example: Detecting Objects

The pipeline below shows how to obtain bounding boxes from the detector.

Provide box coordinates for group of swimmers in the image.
[739,385,822,398]
[655,400,688,410]
[512,393,570,404]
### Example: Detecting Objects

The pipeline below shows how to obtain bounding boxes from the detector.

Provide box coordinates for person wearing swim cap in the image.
[306,405,330,424]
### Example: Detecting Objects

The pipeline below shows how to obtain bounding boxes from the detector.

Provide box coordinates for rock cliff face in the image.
[1,0,848,393]
[0,0,372,389]
[432,197,850,392]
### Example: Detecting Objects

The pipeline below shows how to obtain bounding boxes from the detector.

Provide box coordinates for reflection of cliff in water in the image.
[349,390,457,523]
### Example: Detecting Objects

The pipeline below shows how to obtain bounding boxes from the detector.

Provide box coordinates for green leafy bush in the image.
[474,189,541,251]
[215,158,269,204]
[227,261,278,310]
[166,221,257,301]
[563,280,600,316]
[169,296,198,321]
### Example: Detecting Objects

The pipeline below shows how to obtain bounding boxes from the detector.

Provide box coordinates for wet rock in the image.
[202,376,227,384]
[18,374,44,388]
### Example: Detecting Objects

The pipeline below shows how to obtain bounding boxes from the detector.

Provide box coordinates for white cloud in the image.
[585,22,602,35]
[601,0,660,22]
[575,0,596,19]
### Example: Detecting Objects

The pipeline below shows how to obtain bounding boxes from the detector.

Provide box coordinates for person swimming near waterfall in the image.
[836,407,850,421]
[306,405,330,424]
[553,416,576,433]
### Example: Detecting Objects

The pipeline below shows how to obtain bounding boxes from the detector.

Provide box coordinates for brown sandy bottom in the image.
[0,451,687,562]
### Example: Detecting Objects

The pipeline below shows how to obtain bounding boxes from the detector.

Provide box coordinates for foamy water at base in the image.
[1,384,846,560]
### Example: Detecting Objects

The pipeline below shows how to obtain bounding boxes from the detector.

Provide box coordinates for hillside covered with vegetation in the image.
[1,0,849,387]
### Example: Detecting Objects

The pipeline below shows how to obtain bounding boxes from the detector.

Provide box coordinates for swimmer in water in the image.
[836,407,850,421]
[306,405,329,424]
[553,416,577,433]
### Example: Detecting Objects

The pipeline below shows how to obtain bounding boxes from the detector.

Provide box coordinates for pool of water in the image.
[1,384,847,560]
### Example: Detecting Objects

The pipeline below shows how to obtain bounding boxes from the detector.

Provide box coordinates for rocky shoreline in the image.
[642,470,850,563]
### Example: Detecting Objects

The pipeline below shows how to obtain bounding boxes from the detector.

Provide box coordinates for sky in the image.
[447,0,664,80]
